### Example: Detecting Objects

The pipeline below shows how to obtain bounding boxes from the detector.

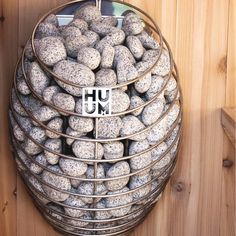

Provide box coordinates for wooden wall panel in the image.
[0,0,235,236]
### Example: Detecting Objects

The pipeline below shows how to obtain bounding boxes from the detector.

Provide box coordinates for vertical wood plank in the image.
[0,0,19,235]
[123,1,177,236]
[220,0,236,235]
[16,1,69,235]
[174,1,229,236]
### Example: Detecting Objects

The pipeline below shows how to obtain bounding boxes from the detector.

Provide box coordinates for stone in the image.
[130,96,145,116]
[137,31,159,49]
[36,22,60,39]
[97,117,122,138]
[66,127,87,146]
[43,85,61,103]
[24,127,46,155]
[46,117,63,139]
[106,161,130,191]
[122,13,143,35]
[77,47,101,70]
[120,115,146,141]
[141,98,165,126]
[38,37,67,66]
[103,141,124,162]
[53,60,95,96]
[126,35,144,60]
[129,139,152,171]
[68,116,94,132]
[65,35,89,58]
[83,30,100,47]
[53,92,75,112]
[100,45,115,69]
[30,153,47,174]
[111,89,130,113]
[129,173,151,201]
[146,117,167,145]
[74,5,102,23]
[106,187,133,217]
[64,194,87,217]
[95,68,117,86]
[69,19,88,33]
[44,138,62,165]
[42,165,71,202]
[59,158,88,177]
[72,140,104,164]
[61,26,82,38]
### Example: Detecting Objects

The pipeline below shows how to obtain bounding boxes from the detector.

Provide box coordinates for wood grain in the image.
[0,0,235,236]
[0,0,18,235]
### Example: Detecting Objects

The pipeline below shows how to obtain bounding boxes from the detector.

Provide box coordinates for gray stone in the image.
[106,187,133,217]
[126,35,144,60]
[42,165,71,202]
[59,158,88,177]
[44,138,62,165]
[46,117,63,139]
[146,117,167,145]
[66,127,87,146]
[120,115,146,141]
[53,92,75,112]
[100,45,115,69]
[53,60,95,96]
[65,35,89,58]
[116,61,138,84]
[86,164,105,182]
[61,26,82,39]
[32,106,59,123]
[97,117,122,138]
[137,30,160,49]
[38,37,67,66]
[30,153,47,174]
[72,140,104,164]
[103,141,124,162]
[129,173,151,201]
[77,47,101,70]
[36,22,60,39]
[106,161,130,191]
[68,116,93,132]
[90,21,117,37]
[69,18,88,33]
[83,30,100,47]
[43,85,61,103]
[111,89,130,113]
[44,14,59,27]
[122,13,143,35]
[141,98,165,126]
[129,139,152,171]
[74,5,102,23]
[24,127,46,155]
[63,194,87,217]
[95,68,117,86]
[130,96,145,116]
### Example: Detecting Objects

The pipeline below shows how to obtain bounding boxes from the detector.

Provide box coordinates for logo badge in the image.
[82,87,112,117]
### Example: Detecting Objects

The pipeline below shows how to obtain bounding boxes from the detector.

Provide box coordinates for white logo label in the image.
[82,87,112,117]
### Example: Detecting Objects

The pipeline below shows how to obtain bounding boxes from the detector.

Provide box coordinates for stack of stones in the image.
[9,2,182,236]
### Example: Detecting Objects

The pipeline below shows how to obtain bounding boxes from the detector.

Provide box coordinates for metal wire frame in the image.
[30,0,165,90]
[10,109,181,183]
[9,0,183,235]
[10,118,181,202]
[14,61,179,145]
[21,35,173,118]
[11,140,179,236]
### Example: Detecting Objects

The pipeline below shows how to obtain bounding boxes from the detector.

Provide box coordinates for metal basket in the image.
[9,0,183,235]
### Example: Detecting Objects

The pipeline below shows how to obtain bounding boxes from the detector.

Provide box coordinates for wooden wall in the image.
[0,0,235,236]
